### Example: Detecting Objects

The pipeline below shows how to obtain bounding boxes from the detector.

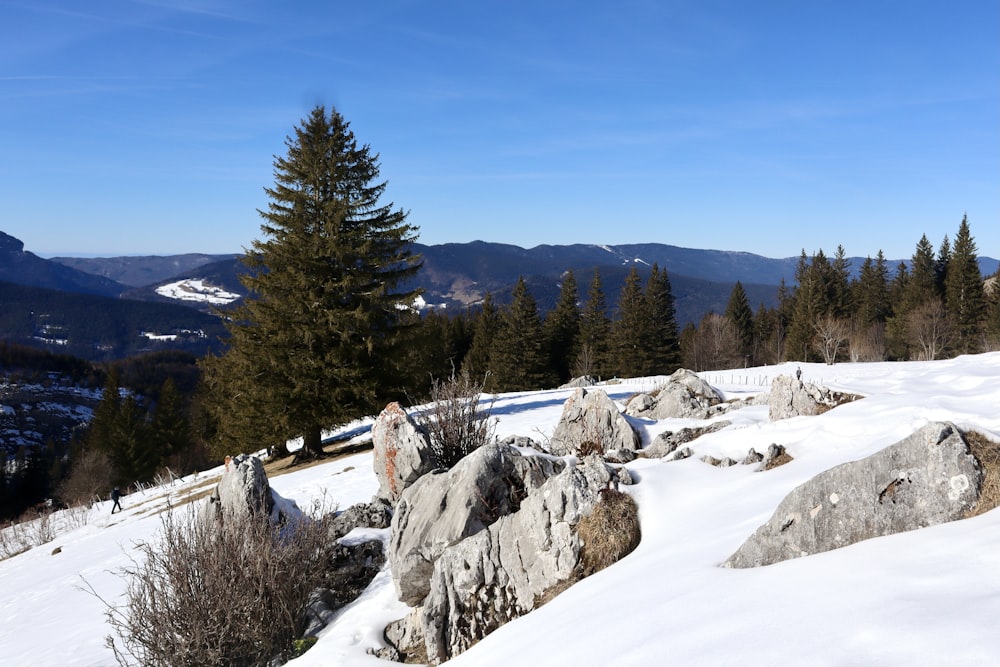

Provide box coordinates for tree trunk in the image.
[301,423,324,459]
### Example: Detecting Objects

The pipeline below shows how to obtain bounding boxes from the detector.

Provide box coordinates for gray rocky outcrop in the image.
[767,375,861,421]
[372,402,436,504]
[304,536,386,636]
[560,375,596,389]
[327,498,393,542]
[548,387,639,456]
[419,456,614,664]
[625,368,724,420]
[202,454,276,523]
[389,442,565,606]
[643,421,731,458]
[724,422,983,568]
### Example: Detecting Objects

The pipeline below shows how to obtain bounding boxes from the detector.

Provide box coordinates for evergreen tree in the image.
[202,106,421,459]
[542,270,581,384]
[575,269,611,379]
[725,281,754,364]
[87,371,123,454]
[830,245,853,318]
[609,267,647,378]
[490,277,552,391]
[935,235,952,296]
[644,264,681,374]
[944,215,986,352]
[907,234,940,310]
[149,377,192,471]
[462,293,499,384]
[853,252,891,326]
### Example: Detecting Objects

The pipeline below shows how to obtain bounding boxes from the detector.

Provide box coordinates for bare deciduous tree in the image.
[813,316,850,365]
[906,300,954,360]
[848,318,888,362]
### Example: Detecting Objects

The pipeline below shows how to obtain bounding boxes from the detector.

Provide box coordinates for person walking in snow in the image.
[111,487,122,514]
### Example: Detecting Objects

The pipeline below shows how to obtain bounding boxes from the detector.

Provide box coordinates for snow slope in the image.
[3,354,1000,666]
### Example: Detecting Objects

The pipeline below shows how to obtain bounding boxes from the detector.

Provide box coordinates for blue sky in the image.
[1,1,997,260]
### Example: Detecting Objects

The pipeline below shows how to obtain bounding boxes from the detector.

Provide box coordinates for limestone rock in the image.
[389,442,565,606]
[724,422,983,568]
[560,375,596,389]
[203,454,275,522]
[327,498,393,542]
[643,421,731,458]
[420,457,613,664]
[303,537,385,636]
[548,388,639,456]
[372,402,436,504]
[624,368,724,420]
[767,375,861,421]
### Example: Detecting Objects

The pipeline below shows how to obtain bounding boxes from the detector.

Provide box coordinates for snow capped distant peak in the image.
[155,279,241,305]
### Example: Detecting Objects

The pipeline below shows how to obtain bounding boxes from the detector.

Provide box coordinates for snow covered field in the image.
[3,353,1000,666]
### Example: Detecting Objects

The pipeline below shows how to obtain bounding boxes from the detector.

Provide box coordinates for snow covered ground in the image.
[3,354,1000,666]
[154,278,241,304]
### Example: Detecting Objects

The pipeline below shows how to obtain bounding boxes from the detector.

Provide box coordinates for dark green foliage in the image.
[853,252,892,326]
[542,270,581,384]
[643,264,681,375]
[202,106,421,459]
[609,267,646,378]
[575,269,611,379]
[490,277,553,391]
[725,281,754,362]
[944,215,986,353]
[462,293,499,382]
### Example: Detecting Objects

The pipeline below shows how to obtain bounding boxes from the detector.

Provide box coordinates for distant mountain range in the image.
[1,229,997,360]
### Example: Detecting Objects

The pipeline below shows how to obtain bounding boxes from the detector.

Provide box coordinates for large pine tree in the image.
[644,264,681,374]
[203,106,421,459]
[725,281,754,364]
[609,267,646,378]
[542,270,581,384]
[462,293,499,384]
[575,269,611,379]
[944,215,985,353]
[490,277,552,391]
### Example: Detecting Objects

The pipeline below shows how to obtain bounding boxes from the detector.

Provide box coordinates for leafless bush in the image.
[57,448,115,507]
[99,504,335,667]
[577,487,641,577]
[0,507,61,560]
[417,369,496,469]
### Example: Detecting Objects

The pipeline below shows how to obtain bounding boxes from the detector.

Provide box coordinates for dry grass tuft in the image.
[965,430,1000,519]
[577,488,641,577]
[762,450,794,471]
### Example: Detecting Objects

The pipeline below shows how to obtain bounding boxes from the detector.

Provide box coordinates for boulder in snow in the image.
[624,368,724,420]
[547,387,639,456]
[389,442,565,606]
[372,402,437,504]
[724,422,983,568]
[767,374,861,421]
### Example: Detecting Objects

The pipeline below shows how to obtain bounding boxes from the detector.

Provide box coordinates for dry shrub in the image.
[57,448,115,507]
[965,430,1000,519]
[577,488,641,577]
[99,504,334,667]
[417,369,496,469]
